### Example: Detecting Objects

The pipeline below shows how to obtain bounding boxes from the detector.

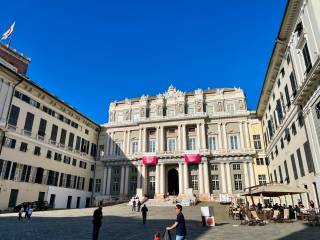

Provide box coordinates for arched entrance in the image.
[168,168,179,195]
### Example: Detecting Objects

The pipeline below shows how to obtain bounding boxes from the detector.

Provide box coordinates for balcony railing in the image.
[21,129,32,137]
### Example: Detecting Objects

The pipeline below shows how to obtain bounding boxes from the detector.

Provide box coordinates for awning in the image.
[184,151,201,164]
[242,184,308,197]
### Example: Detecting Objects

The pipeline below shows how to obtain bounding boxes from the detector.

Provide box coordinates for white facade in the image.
[257,0,320,207]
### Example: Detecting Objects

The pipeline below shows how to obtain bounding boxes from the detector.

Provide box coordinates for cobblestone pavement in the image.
[0,202,320,240]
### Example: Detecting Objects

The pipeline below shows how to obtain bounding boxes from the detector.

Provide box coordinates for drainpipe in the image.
[0,77,23,155]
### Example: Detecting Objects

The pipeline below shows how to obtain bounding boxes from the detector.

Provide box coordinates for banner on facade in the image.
[184,151,201,164]
[142,153,157,165]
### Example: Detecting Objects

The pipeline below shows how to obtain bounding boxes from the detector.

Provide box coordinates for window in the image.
[24,112,34,133]
[99,145,105,157]
[8,105,20,127]
[79,161,87,169]
[211,164,218,171]
[207,105,214,115]
[233,164,240,170]
[34,146,41,156]
[258,175,266,185]
[278,166,283,183]
[38,118,47,137]
[211,175,220,191]
[54,153,62,161]
[284,160,290,183]
[132,109,140,121]
[280,138,284,149]
[60,129,67,145]
[304,141,315,173]
[274,170,278,183]
[289,72,297,97]
[20,142,28,152]
[131,141,138,154]
[68,133,74,149]
[291,123,297,135]
[284,85,291,107]
[287,55,291,64]
[75,136,81,150]
[114,142,123,155]
[191,175,198,190]
[4,137,16,149]
[234,174,242,190]
[280,68,285,77]
[256,158,264,165]
[90,143,97,157]
[302,43,312,73]
[117,112,124,122]
[296,148,305,177]
[91,164,95,171]
[291,154,298,180]
[167,108,175,117]
[63,156,71,164]
[229,135,238,150]
[208,136,217,150]
[187,105,195,114]
[149,176,155,192]
[187,137,196,150]
[277,79,281,87]
[226,103,235,113]
[50,125,58,143]
[276,99,283,123]
[253,135,262,150]
[95,179,101,192]
[147,139,156,153]
[85,129,89,135]
[72,159,77,166]
[46,150,52,159]
[167,138,176,152]
[112,176,120,192]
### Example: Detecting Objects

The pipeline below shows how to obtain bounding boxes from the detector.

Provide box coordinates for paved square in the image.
[0,202,320,240]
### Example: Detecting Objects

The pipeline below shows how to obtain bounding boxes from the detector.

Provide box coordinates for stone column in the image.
[201,122,207,150]
[222,123,228,149]
[243,162,250,190]
[182,124,187,151]
[248,162,255,187]
[157,126,161,152]
[160,125,164,152]
[199,163,204,194]
[102,165,108,194]
[120,165,125,195]
[244,121,250,148]
[155,164,160,195]
[142,128,147,152]
[203,161,210,195]
[196,123,201,150]
[178,125,182,151]
[137,165,142,188]
[218,124,223,149]
[160,164,165,195]
[124,166,130,196]
[109,132,115,155]
[184,163,189,190]
[106,167,112,196]
[178,162,184,195]
[220,162,227,193]
[225,162,232,194]
[139,128,143,153]
[239,122,244,149]
[142,164,148,194]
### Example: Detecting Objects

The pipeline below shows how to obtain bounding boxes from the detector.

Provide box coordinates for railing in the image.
[21,129,32,137]
[7,124,17,131]
[37,134,45,141]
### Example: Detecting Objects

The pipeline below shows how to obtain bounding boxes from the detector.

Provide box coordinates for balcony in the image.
[37,134,45,141]
[58,143,65,149]
[7,124,17,131]
[48,139,56,145]
[21,129,32,137]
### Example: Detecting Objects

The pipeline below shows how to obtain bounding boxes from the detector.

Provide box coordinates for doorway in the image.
[168,168,179,195]
[76,197,81,208]
[8,189,19,208]
[49,194,56,208]
[67,196,72,208]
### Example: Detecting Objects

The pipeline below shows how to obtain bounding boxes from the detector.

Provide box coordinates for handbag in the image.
[163,230,172,240]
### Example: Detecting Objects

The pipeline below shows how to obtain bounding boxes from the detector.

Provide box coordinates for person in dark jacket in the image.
[166,204,187,240]
[141,204,148,224]
[92,206,103,240]
[137,200,141,212]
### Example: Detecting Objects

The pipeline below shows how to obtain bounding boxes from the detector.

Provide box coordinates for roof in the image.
[256,0,303,117]
[242,183,308,197]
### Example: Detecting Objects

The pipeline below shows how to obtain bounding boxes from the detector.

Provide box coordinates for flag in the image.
[1,21,15,40]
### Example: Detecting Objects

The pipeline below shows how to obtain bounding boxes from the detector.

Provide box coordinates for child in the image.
[154,232,161,240]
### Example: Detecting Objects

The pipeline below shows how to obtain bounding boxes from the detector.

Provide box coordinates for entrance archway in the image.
[168,168,179,195]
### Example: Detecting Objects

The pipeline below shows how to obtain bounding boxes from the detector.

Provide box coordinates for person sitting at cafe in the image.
[273,203,279,210]
[288,205,295,220]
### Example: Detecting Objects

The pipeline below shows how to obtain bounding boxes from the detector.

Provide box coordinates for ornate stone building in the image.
[95,86,262,201]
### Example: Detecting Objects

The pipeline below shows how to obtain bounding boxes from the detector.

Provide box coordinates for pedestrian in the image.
[27,205,33,223]
[137,200,141,212]
[141,204,148,224]
[18,206,24,221]
[24,204,29,219]
[92,205,103,240]
[154,232,161,240]
[166,204,187,240]
[132,199,136,212]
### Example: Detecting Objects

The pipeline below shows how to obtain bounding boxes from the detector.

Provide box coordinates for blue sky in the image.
[0,0,286,124]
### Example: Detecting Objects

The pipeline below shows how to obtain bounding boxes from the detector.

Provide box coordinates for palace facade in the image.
[94,86,267,201]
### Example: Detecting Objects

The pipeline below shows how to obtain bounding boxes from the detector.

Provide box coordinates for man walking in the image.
[166,204,187,240]
[137,200,141,212]
[92,205,103,240]
[141,204,148,224]
[132,199,136,212]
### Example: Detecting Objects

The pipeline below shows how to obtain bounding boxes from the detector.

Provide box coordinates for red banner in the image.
[184,153,201,164]
[142,154,158,165]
